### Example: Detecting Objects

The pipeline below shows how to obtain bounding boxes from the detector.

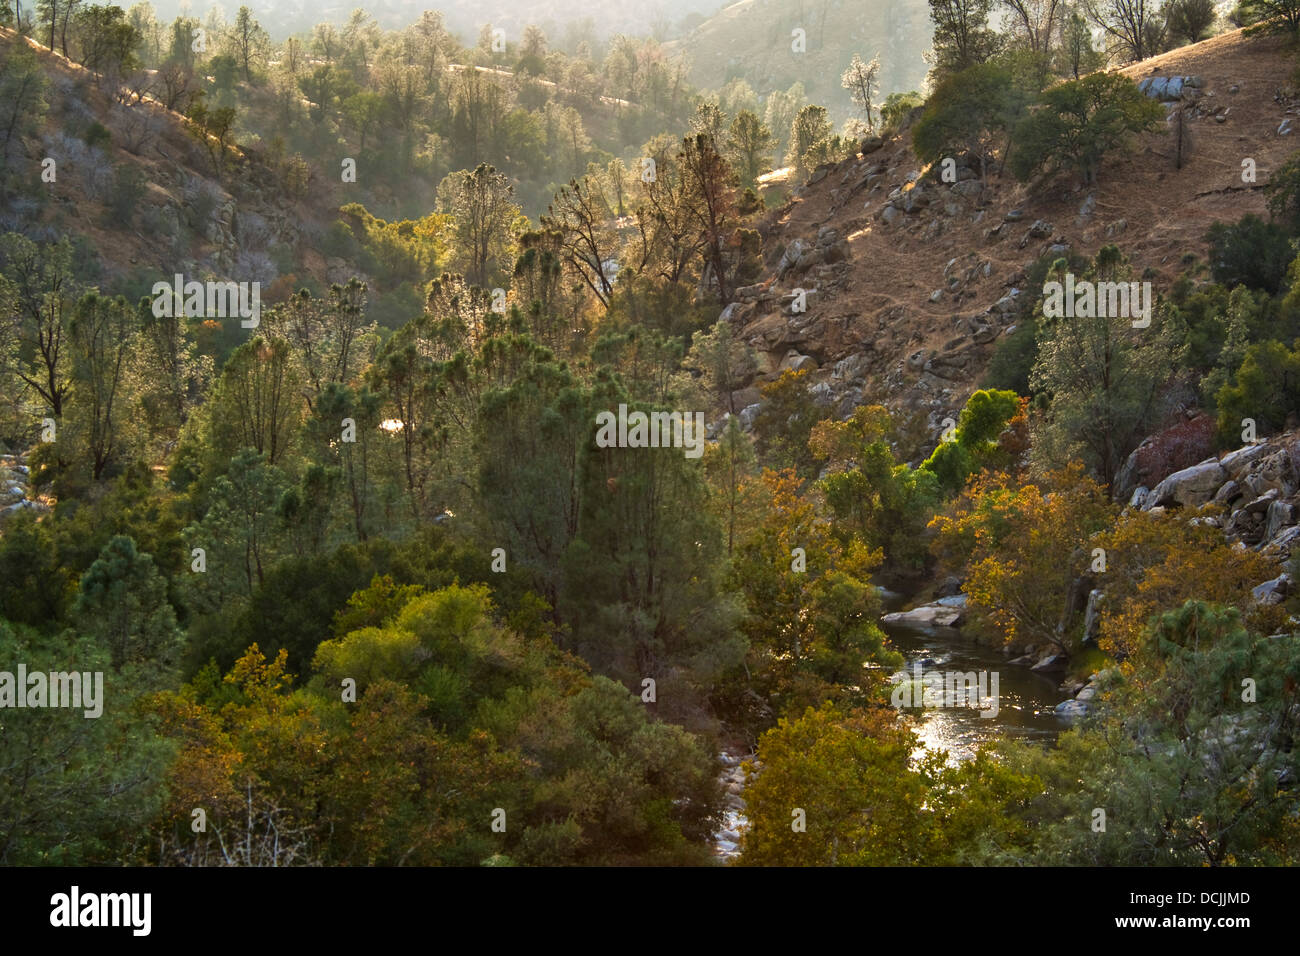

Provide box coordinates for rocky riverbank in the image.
[712,749,756,863]
[0,450,43,520]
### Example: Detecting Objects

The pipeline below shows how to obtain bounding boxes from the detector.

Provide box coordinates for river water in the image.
[877,589,1068,763]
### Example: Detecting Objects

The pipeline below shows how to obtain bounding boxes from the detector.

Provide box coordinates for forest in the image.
[1,0,1299,868]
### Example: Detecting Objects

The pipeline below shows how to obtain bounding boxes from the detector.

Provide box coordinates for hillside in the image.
[667,0,932,120]
[0,30,341,307]
[728,28,1299,451]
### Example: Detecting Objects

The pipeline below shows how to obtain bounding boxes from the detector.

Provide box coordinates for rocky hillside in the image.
[726,29,1298,448]
[1,30,340,299]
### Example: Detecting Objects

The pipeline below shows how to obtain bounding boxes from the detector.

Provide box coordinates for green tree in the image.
[1214,339,1300,443]
[928,0,1003,79]
[725,109,777,188]
[785,104,833,173]
[0,39,49,162]
[739,705,940,866]
[73,534,183,679]
[1010,71,1162,185]
[437,164,520,287]
[222,5,268,81]
[1029,247,1185,488]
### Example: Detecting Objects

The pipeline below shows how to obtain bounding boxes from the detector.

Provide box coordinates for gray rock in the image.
[1055,699,1089,720]
[1149,460,1228,509]
[1082,589,1104,644]
[1266,500,1295,540]
[1252,573,1290,605]
[779,352,818,373]
[1213,479,1242,506]
[1031,653,1067,673]
[1026,219,1052,238]
[1078,194,1096,219]
[881,605,964,628]
[860,135,884,155]
[1004,208,1025,222]
[952,180,983,199]
[1220,442,1271,473]
[738,403,762,431]
[881,205,902,226]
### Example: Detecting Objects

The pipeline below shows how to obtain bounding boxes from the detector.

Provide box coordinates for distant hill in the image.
[145,0,726,46]
[667,0,933,121]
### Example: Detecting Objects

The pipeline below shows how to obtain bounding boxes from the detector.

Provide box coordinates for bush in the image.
[1215,339,1300,442]
[1206,213,1295,294]
[105,163,146,227]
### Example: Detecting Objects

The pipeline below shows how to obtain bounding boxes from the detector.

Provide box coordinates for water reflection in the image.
[878,600,1067,764]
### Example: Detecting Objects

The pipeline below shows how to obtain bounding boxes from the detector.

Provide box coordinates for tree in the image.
[206,336,301,466]
[680,319,758,415]
[1034,602,1300,865]
[929,465,1115,653]
[1057,7,1106,77]
[185,92,238,178]
[1085,0,1164,61]
[912,61,1020,184]
[1264,152,1300,233]
[437,164,519,287]
[223,5,268,82]
[1215,340,1300,443]
[1010,71,1163,185]
[0,233,76,418]
[1000,0,1065,52]
[542,176,618,307]
[0,38,49,162]
[1206,214,1295,294]
[1164,0,1217,42]
[785,104,833,173]
[920,388,1022,493]
[725,110,777,189]
[1240,0,1300,36]
[841,53,882,130]
[70,3,139,78]
[739,705,940,866]
[73,534,182,678]
[928,0,1003,79]
[679,132,739,305]
[1029,247,1184,488]
[65,292,136,480]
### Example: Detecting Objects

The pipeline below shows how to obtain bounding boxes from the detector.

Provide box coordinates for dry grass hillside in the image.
[730,28,1299,442]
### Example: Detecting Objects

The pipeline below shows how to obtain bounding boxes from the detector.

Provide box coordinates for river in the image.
[877,588,1068,763]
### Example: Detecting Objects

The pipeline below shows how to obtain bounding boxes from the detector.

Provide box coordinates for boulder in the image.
[881,605,964,628]
[1054,699,1089,720]
[779,352,818,373]
[738,403,762,431]
[1252,573,1290,606]
[1219,442,1272,474]
[860,135,884,155]
[1148,460,1228,509]
[1031,653,1067,673]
